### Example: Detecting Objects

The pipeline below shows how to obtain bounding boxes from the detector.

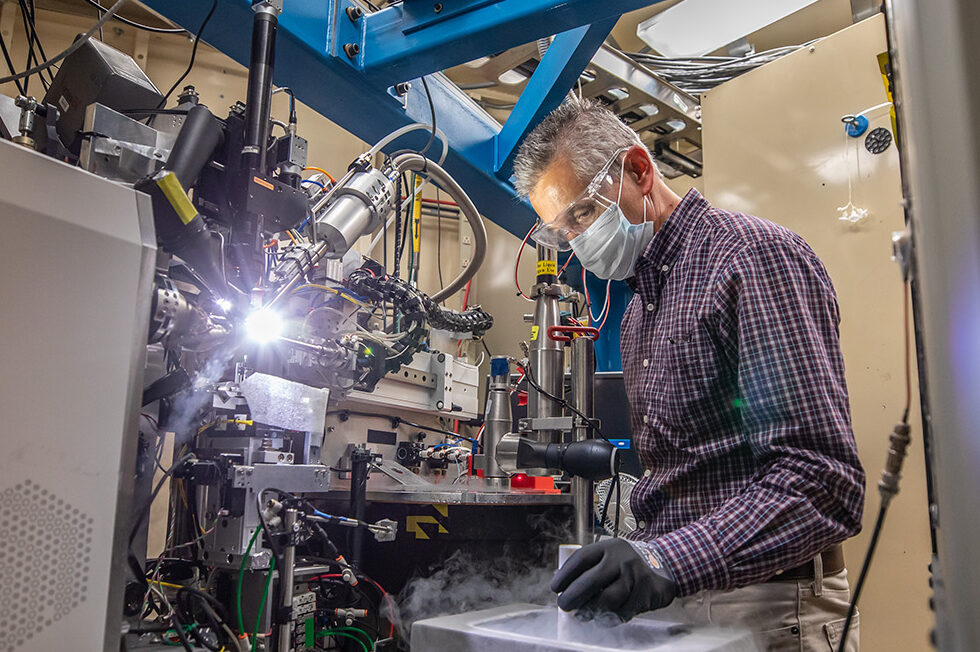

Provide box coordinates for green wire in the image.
[236,526,263,635]
[251,555,276,648]
[317,630,370,652]
[334,626,375,650]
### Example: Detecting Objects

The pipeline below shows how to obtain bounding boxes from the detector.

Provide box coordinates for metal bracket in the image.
[519,416,575,432]
[370,458,432,487]
[230,463,331,491]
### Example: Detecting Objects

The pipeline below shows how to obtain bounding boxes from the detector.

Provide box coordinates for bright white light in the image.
[636,0,820,58]
[216,298,233,313]
[245,309,283,344]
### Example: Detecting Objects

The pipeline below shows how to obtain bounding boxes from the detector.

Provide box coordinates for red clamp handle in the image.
[547,325,600,342]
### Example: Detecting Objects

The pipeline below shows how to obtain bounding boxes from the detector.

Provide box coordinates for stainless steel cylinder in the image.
[314,167,395,256]
[528,247,564,451]
[484,356,513,485]
[570,336,596,545]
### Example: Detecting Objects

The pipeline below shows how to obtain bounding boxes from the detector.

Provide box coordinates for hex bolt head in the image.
[346,5,363,21]
[343,42,360,59]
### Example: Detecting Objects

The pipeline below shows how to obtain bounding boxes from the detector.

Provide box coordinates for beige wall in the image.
[701,14,931,652]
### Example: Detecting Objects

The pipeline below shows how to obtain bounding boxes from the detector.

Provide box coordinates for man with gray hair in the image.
[514,99,865,651]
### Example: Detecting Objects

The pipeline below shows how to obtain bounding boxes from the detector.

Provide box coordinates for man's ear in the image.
[624,145,657,195]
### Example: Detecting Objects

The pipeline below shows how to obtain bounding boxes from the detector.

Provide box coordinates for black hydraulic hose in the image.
[242,6,278,171]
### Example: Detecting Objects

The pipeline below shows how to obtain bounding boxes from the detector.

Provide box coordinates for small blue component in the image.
[490,356,510,377]
[846,114,869,137]
[609,439,631,449]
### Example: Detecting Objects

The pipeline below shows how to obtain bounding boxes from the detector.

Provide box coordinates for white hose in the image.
[391,152,487,302]
[365,123,449,165]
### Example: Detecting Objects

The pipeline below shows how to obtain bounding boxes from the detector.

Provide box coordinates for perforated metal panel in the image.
[0,480,94,650]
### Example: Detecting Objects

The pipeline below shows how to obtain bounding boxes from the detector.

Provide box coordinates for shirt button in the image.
[642,358,649,367]
[646,303,654,312]
[661,265,669,273]
[637,520,647,530]
[644,469,652,478]
[643,415,649,425]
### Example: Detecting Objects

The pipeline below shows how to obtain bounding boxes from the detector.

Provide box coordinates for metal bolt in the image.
[433,3,443,12]
[343,42,360,59]
[394,82,412,96]
[436,400,444,409]
[346,5,363,21]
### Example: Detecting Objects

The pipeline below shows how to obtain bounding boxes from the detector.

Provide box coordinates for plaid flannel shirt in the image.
[621,189,865,596]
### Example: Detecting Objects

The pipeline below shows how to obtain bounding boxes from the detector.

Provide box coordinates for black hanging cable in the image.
[393,174,402,279]
[0,31,25,95]
[158,0,218,107]
[419,75,436,156]
[17,0,39,94]
[837,506,886,651]
[82,0,187,33]
[19,0,53,89]
[837,285,915,652]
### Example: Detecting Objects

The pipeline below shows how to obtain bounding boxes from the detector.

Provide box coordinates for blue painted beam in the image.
[494,18,617,180]
[353,0,662,87]
[142,0,664,244]
[143,0,536,237]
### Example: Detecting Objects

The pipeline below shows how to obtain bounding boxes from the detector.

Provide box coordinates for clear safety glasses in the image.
[529,146,630,251]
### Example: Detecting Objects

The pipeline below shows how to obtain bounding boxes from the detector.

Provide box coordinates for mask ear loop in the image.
[616,148,651,224]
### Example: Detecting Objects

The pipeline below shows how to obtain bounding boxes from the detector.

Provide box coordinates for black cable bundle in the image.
[346,268,493,336]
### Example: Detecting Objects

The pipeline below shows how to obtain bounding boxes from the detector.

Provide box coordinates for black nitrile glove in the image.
[551,538,678,621]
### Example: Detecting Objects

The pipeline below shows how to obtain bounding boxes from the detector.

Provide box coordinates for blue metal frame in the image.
[142,0,663,368]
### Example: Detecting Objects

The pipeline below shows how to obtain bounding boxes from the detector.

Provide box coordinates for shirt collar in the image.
[635,188,710,277]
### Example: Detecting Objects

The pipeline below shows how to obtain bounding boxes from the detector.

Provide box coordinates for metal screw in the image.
[346,5,363,21]
[433,3,443,12]
[394,82,412,96]
[343,42,360,59]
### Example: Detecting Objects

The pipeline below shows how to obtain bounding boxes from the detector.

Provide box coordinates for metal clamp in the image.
[547,325,599,342]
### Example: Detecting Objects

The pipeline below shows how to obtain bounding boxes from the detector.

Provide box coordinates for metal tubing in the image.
[243,5,279,171]
[277,508,297,652]
[570,336,596,546]
[484,356,513,485]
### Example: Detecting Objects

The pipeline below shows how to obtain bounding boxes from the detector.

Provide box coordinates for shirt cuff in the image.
[648,521,730,596]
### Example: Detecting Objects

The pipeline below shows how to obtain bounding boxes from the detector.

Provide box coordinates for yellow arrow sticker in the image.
[406,515,448,540]
[530,325,540,341]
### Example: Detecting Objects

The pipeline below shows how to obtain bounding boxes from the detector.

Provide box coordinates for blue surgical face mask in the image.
[570,202,655,280]
[569,157,656,281]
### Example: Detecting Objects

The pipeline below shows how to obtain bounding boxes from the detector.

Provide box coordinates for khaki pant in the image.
[661,568,859,652]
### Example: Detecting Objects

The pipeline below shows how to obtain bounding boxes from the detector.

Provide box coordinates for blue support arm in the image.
[494,18,617,179]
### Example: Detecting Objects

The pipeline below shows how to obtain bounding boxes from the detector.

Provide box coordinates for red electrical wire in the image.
[514,224,535,300]
[366,578,396,638]
[558,252,575,278]
[461,279,472,310]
